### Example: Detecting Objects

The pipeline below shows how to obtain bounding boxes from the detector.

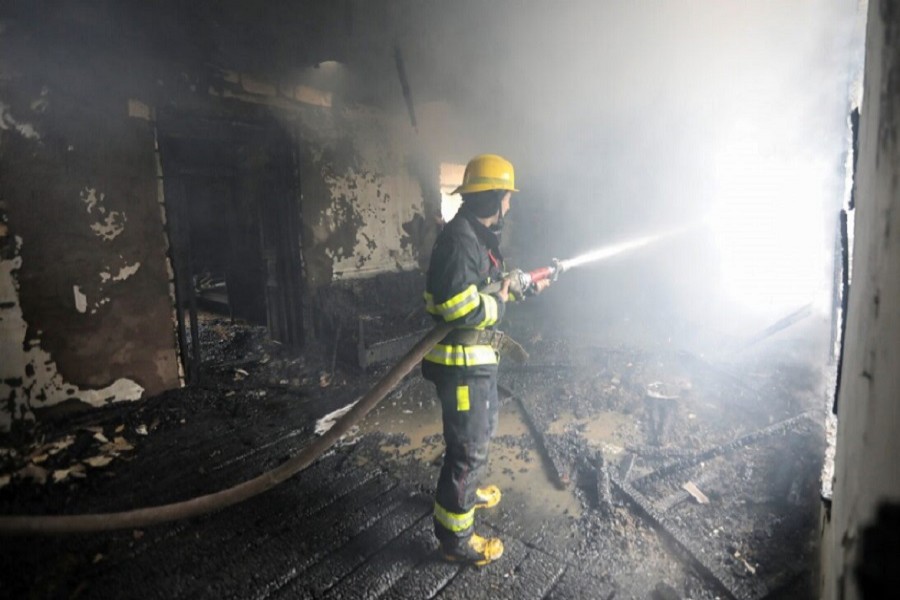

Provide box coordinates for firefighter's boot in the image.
[442,533,504,566]
[474,485,501,510]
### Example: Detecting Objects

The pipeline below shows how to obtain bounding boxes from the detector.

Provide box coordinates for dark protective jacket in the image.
[422,206,507,379]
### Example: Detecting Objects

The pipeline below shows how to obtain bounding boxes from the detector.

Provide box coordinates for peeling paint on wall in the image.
[29,86,49,114]
[1,24,187,424]
[81,187,127,241]
[0,233,144,431]
[127,98,151,121]
[295,103,435,287]
[67,256,141,316]
[100,261,141,283]
[72,285,87,313]
[320,168,424,278]
[0,101,40,140]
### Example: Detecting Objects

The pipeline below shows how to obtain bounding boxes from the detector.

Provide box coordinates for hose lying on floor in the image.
[0,323,453,535]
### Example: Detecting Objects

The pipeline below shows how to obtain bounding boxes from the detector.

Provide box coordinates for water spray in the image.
[0,223,693,536]
[502,225,690,295]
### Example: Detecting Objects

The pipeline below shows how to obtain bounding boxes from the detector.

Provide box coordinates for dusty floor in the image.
[0,308,831,599]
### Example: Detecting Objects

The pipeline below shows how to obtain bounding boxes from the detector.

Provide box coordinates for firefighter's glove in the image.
[532,278,551,295]
[505,269,532,300]
[496,276,512,303]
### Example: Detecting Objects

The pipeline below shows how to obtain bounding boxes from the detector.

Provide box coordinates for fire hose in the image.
[0,325,453,535]
[0,264,563,535]
[0,237,676,536]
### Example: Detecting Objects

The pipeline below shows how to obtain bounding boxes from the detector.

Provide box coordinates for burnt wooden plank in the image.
[118,452,347,559]
[378,555,461,600]
[436,525,531,600]
[503,549,567,600]
[191,475,403,600]
[512,390,574,489]
[322,517,435,600]
[241,486,414,600]
[86,466,391,600]
[273,494,432,599]
[544,567,617,600]
[86,452,348,583]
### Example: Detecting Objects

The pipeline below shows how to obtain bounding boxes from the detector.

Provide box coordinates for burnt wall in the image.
[0,22,180,431]
[291,100,438,348]
[295,104,434,285]
[0,1,454,431]
[0,2,446,432]
[202,69,441,348]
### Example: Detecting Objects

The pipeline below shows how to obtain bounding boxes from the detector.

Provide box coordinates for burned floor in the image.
[0,303,831,600]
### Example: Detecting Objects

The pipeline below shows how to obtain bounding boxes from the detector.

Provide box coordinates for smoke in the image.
[399,0,865,340]
[21,0,859,344]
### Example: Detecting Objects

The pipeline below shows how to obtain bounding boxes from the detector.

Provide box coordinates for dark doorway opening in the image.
[157,112,304,382]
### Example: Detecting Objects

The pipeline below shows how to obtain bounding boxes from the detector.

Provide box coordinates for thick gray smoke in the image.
[395,0,865,343]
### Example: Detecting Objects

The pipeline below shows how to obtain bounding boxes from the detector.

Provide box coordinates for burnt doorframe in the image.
[256,131,306,349]
[156,110,306,383]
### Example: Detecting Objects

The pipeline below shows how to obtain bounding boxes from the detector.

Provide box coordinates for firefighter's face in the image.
[500,191,512,217]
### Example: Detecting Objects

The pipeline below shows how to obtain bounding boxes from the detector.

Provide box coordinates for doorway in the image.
[156,112,305,382]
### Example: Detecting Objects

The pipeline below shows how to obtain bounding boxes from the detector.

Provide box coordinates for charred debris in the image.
[0,298,830,599]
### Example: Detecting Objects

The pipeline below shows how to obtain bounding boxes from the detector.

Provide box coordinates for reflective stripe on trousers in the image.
[433,502,474,533]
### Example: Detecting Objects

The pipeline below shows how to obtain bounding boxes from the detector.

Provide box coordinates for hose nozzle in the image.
[551,258,565,280]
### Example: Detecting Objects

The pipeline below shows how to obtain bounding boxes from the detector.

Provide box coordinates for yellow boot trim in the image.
[474,485,501,510]
[468,534,504,566]
[442,533,505,567]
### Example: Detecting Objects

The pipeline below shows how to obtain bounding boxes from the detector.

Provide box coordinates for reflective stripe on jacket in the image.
[422,208,506,373]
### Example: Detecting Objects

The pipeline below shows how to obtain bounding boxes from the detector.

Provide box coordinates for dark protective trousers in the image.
[432,371,500,547]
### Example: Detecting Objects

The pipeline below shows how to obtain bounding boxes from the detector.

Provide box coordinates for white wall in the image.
[822,3,900,598]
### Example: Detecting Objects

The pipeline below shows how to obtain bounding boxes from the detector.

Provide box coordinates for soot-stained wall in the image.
[0,11,443,430]
[0,0,450,430]
[208,69,441,344]
[0,26,180,432]
[295,103,433,286]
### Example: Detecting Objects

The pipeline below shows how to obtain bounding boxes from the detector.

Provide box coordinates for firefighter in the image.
[423,154,549,566]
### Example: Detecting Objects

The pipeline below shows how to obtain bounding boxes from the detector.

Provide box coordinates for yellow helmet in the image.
[452,154,519,195]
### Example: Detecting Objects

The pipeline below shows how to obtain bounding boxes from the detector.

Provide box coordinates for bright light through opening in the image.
[709,128,830,314]
[440,162,465,222]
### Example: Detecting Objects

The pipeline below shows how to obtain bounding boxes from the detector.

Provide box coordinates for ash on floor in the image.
[0,311,830,599]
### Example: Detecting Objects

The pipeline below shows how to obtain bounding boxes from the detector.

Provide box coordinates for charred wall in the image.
[292,101,438,351]
[204,68,440,349]
[0,1,444,430]
[0,18,180,432]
